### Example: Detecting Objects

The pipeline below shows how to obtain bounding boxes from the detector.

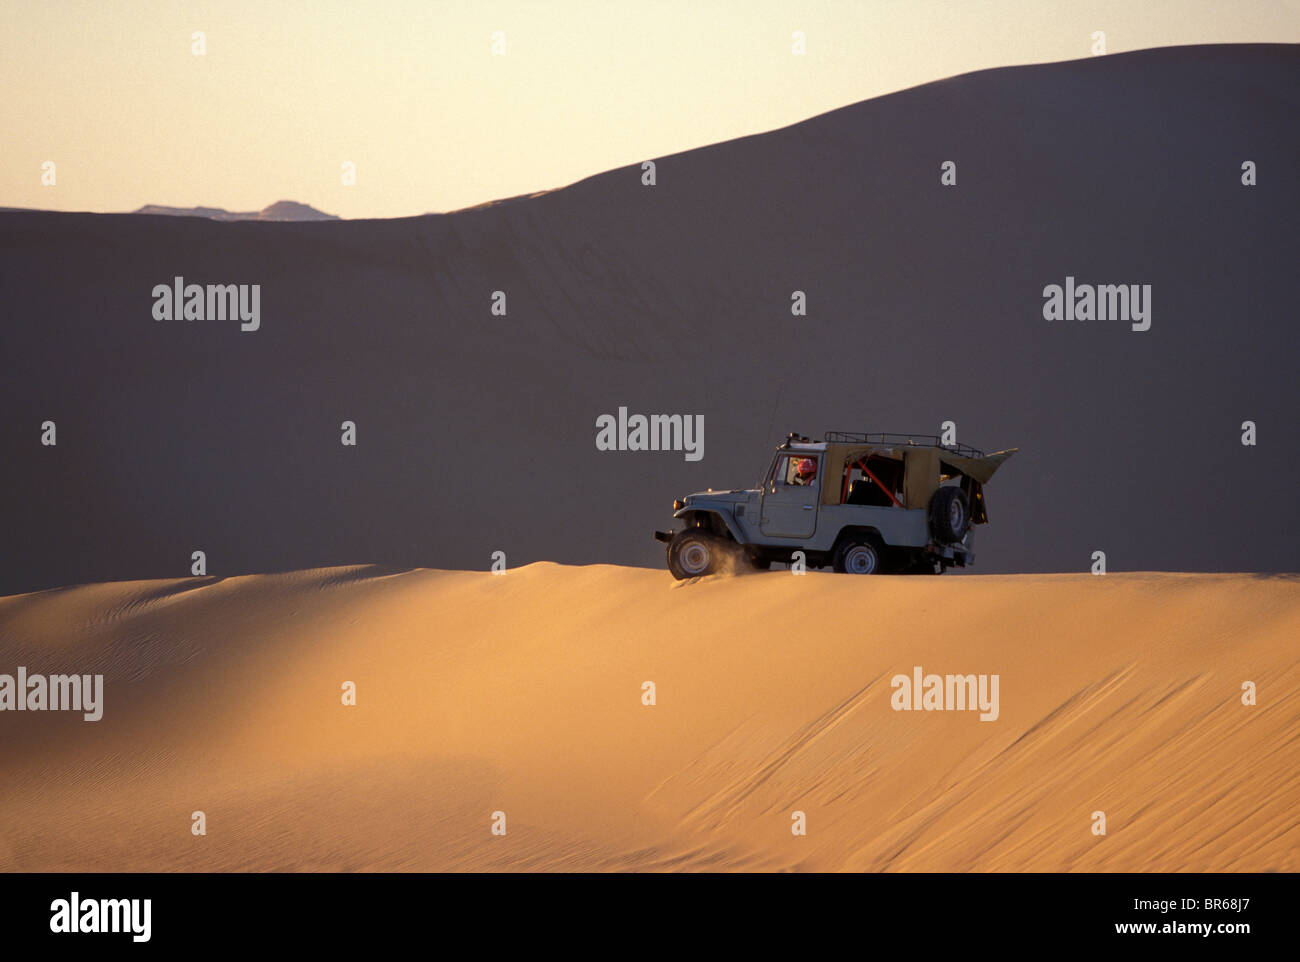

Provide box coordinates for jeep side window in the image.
[776,455,818,486]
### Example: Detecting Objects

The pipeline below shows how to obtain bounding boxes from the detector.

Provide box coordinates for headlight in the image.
[673,498,686,511]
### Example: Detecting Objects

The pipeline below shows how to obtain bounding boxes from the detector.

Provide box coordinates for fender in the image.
[673,505,746,543]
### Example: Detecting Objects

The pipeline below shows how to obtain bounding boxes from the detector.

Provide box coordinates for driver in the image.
[793,458,817,485]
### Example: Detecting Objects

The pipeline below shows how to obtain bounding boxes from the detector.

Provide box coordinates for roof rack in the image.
[823,431,986,459]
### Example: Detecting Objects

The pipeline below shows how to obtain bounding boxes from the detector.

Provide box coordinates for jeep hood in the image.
[684,489,750,504]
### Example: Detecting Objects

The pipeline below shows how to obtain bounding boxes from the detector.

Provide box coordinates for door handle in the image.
[802,505,814,510]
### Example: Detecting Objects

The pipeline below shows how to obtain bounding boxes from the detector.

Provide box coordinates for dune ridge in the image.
[3,45,1298,594]
[0,564,1295,871]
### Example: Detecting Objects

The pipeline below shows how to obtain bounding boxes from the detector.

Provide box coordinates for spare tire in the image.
[928,487,970,544]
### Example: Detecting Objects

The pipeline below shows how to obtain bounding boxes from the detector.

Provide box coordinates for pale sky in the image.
[2,0,1296,218]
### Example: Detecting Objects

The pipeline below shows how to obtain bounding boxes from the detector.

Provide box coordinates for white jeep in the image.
[654,431,1017,579]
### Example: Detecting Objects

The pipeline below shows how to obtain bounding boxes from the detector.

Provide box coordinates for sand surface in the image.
[5,45,1298,595]
[0,564,1296,871]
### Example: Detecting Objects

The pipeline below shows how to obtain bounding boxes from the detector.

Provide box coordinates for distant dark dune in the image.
[1,44,1296,593]
[130,200,339,221]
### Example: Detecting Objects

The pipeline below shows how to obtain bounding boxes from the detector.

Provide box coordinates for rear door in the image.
[760,454,819,538]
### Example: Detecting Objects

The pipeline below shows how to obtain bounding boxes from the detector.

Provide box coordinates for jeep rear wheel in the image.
[668,530,723,579]
[833,537,883,575]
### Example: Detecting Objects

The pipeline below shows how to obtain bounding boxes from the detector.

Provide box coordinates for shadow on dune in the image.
[0,44,1296,594]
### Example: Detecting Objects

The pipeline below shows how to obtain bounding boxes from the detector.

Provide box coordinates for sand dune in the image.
[0,564,1295,871]
[131,200,339,221]
[3,44,1298,595]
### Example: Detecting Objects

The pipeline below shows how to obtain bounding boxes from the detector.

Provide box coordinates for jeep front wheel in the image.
[833,538,883,575]
[668,530,723,579]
